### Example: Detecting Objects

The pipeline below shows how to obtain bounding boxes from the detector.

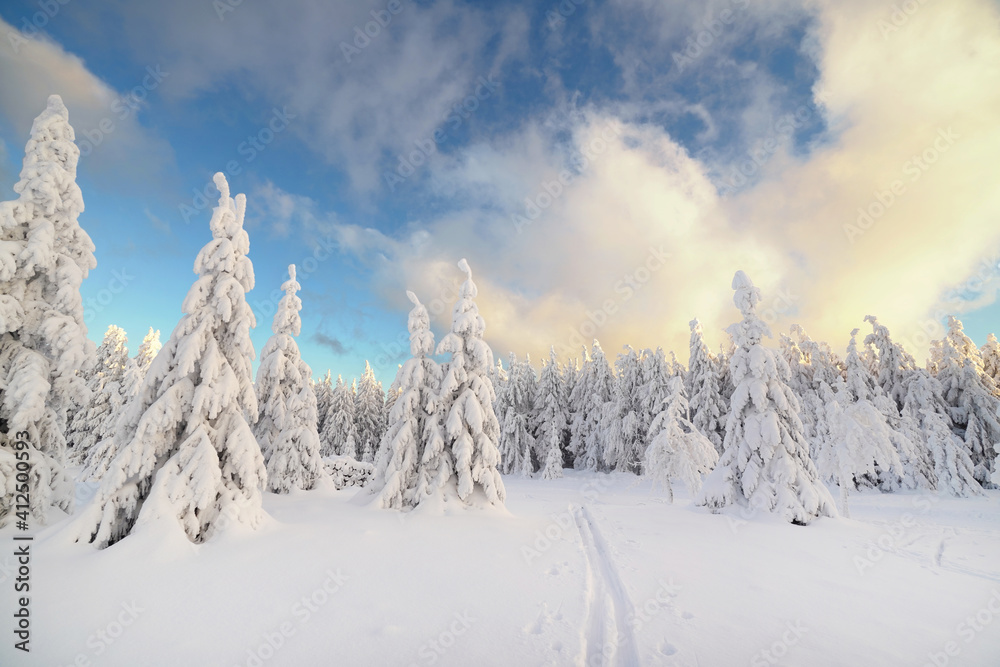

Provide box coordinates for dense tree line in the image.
[2,96,997,548]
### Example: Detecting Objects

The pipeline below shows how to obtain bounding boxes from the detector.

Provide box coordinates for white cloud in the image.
[0,17,175,190]
[106,0,528,194]
[286,0,1000,364]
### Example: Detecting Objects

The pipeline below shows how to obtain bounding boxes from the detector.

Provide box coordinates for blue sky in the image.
[1,0,998,383]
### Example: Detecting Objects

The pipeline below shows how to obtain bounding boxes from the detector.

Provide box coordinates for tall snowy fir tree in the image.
[831,328,929,492]
[70,173,265,547]
[822,331,905,517]
[575,341,615,471]
[496,354,536,476]
[354,361,386,464]
[781,325,842,460]
[715,339,736,404]
[67,325,129,464]
[567,346,591,463]
[864,315,917,412]
[371,292,443,508]
[533,348,567,479]
[698,271,837,524]
[956,359,1000,487]
[419,259,505,505]
[321,376,358,458]
[639,348,672,444]
[930,317,1000,486]
[687,319,727,454]
[604,346,649,474]
[559,356,579,465]
[254,265,324,493]
[644,375,719,503]
[981,333,1000,396]
[0,95,96,525]
[900,369,982,497]
[314,371,334,437]
[83,327,161,481]
[384,372,402,426]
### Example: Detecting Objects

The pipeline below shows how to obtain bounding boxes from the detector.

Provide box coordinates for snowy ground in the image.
[3,472,999,667]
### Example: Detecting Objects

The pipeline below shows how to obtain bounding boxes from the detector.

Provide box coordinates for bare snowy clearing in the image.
[3,471,998,667]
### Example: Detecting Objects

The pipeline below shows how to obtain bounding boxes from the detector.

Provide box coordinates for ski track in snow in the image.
[573,504,641,667]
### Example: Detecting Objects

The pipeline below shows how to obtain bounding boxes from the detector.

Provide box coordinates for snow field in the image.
[4,471,998,666]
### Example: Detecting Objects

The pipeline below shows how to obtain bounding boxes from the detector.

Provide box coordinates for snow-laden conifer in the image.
[644,376,718,503]
[687,319,726,454]
[698,271,837,524]
[533,348,567,479]
[254,265,324,493]
[68,325,129,463]
[354,361,385,463]
[864,315,916,412]
[70,173,264,547]
[421,259,504,504]
[321,375,358,458]
[0,95,95,525]
[603,346,646,473]
[822,330,905,517]
[496,354,535,476]
[900,369,982,497]
[82,328,161,481]
[314,371,334,437]
[371,291,443,508]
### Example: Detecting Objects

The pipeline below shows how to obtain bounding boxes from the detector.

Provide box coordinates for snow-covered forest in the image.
[2,93,1000,666]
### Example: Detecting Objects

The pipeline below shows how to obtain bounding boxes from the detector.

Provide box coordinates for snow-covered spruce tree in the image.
[603,346,647,474]
[900,369,982,497]
[956,359,1000,487]
[833,328,930,492]
[930,317,1000,486]
[559,356,579,466]
[254,265,324,493]
[67,325,129,464]
[82,327,161,481]
[383,371,402,427]
[666,350,685,378]
[567,346,591,463]
[687,319,727,454]
[419,259,505,504]
[371,292,443,508]
[981,334,1000,396]
[354,361,385,464]
[715,338,735,404]
[0,95,96,525]
[490,356,506,390]
[822,331,905,517]
[640,348,671,432]
[533,348,568,479]
[933,317,983,403]
[644,376,719,503]
[70,173,265,547]
[496,353,536,476]
[321,375,358,458]
[314,370,334,438]
[864,315,917,412]
[698,271,837,524]
[780,325,843,461]
[578,340,615,471]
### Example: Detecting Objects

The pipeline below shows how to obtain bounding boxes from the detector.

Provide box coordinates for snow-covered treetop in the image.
[196,172,253,293]
[406,290,434,357]
[457,258,477,298]
[727,270,769,348]
[135,328,162,368]
[272,264,302,337]
[437,258,491,376]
